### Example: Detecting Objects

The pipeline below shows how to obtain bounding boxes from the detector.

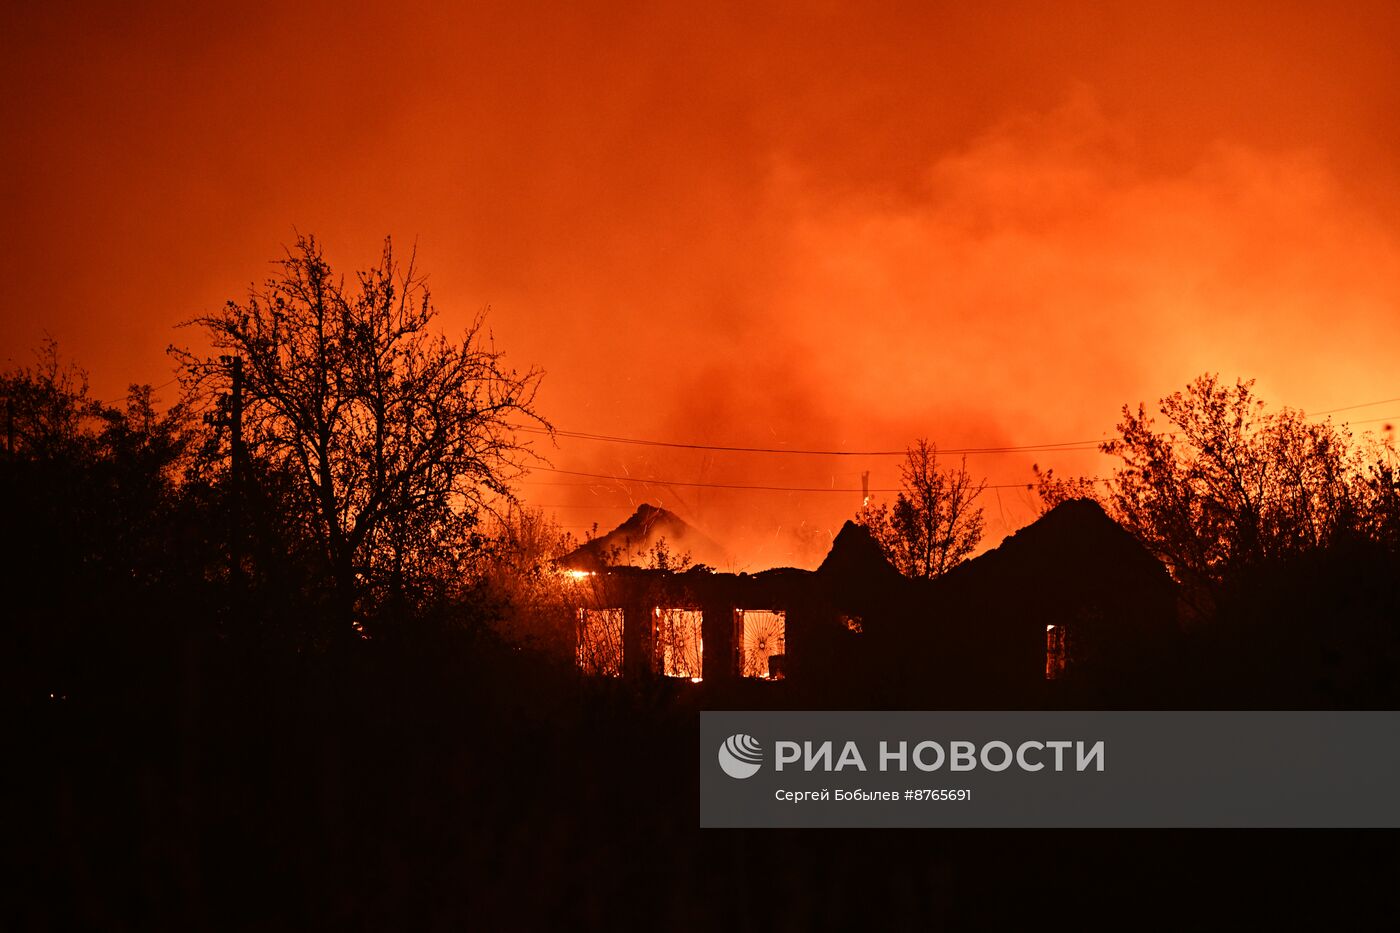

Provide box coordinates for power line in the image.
[89,377,182,407]
[530,465,1053,493]
[512,423,1103,457]
[510,390,1400,460]
[522,416,1398,499]
[524,502,636,510]
[522,414,1399,498]
[80,380,1399,461]
[1312,396,1400,416]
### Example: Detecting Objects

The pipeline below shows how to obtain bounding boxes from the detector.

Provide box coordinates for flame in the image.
[658,608,704,679]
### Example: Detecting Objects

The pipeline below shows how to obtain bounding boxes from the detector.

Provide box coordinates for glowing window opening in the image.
[576,608,624,677]
[655,608,704,680]
[736,609,786,679]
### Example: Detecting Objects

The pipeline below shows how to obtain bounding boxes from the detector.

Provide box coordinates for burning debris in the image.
[575,608,624,677]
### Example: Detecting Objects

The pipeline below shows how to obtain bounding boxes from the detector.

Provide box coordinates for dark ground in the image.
[12,627,1398,932]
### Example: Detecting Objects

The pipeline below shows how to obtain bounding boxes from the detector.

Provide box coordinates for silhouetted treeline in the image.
[7,338,1400,927]
[1034,374,1400,707]
[3,343,212,708]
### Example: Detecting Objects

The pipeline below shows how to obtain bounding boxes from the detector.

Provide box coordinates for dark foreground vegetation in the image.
[13,628,1400,929]
[6,366,1397,931]
[6,240,1400,928]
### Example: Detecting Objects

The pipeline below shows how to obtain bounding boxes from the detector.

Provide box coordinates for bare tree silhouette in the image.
[856,438,986,579]
[173,235,549,632]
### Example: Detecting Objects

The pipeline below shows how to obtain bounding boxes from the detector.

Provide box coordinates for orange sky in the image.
[4,1,1400,568]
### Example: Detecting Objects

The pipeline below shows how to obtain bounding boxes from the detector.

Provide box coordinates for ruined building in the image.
[561,499,1179,704]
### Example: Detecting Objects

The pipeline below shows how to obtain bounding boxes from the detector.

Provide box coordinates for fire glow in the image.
[10,6,1400,573]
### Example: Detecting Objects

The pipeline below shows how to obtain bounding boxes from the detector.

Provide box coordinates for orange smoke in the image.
[4,2,1400,567]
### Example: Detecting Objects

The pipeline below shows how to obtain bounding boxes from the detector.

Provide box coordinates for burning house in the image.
[561,499,1179,703]
[557,560,810,683]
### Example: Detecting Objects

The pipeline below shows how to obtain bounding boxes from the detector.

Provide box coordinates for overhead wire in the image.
[512,395,1399,499]
[528,465,1070,493]
[509,391,1399,461]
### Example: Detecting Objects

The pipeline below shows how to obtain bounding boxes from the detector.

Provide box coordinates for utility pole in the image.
[217,355,246,593]
[230,356,244,486]
[230,356,245,590]
[861,470,870,508]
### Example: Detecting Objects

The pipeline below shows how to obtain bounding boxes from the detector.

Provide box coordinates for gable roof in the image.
[559,503,723,570]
